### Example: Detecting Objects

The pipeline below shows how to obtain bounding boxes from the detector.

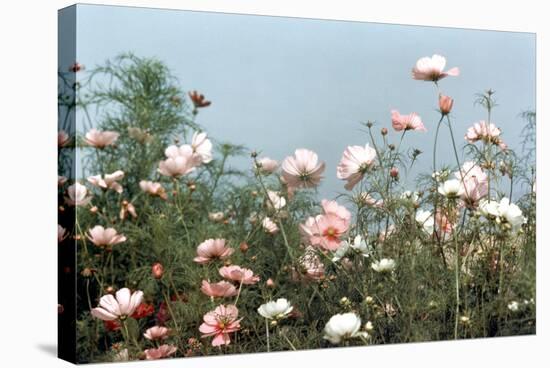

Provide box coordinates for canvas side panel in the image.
[58,5,77,364]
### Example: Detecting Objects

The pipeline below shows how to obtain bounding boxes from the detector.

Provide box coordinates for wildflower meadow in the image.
[58,53,536,363]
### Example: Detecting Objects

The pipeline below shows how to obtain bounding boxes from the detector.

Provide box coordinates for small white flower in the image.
[266,190,286,210]
[208,211,224,222]
[113,348,129,362]
[432,169,450,182]
[364,321,374,332]
[438,179,463,198]
[371,258,396,273]
[416,209,434,235]
[262,217,279,234]
[332,241,350,262]
[258,298,293,320]
[507,301,520,312]
[323,312,368,344]
[401,190,419,203]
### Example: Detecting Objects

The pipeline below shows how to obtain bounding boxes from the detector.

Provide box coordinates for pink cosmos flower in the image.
[300,200,351,251]
[465,121,506,149]
[144,344,177,360]
[359,193,384,208]
[321,200,352,222]
[435,209,455,238]
[412,54,460,82]
[58,130,71,147]
[87,225,126,248]
[337,144,377,190]
[84,128,119,148]
[201,280,238,298]
[262,217,279,234]
[309,214,349,251]
[158,145,201,177]
[87,170,124,193]
[391,110,426,132]
[199,305,241,347]
[193,239,234,264]
[219,265,260,285]
[144,326,170,341]
[256,157,279,174]
[191,131,213,164]
[58,224,68,243]
[454,161,488,208]
[91,287,144,321]
[119,201,137,220]
[66,183,92,206]
[281,149,326,189]
[139,180,167,199]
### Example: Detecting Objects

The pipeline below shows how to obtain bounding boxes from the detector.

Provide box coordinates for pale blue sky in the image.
[69,4,535,199]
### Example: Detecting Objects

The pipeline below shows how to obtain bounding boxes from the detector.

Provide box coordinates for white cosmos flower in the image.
[257,298,293,320]
[332,235,370,262]
[496,198,526,232]
[438,179,463,198]
[479,199,500,218]
[480,198,526,232]
[401,190,419,203]
[371,258,396,273]
[262,217,279,234]
[266,190,286,210]
[350,235,370,256]
[416,209,434,235]
[323,312,368,344]
[191,131,213,164]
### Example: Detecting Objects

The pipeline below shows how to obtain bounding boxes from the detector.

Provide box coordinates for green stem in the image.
[234,280,244,306]
[265,318,271,352]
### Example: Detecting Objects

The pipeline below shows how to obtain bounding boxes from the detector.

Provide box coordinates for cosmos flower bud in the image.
[239,242,249,253]
[390,167,399,178]
[439,94,454,115]
[152,262,164,279]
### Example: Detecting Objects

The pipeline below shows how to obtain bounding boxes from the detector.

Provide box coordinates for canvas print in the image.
[58,4,536,364]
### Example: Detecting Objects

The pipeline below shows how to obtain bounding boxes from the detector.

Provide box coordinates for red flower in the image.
[188,90,211,108]
[104,320,121,331]
[131,303,155,319]
[156,302,171,325]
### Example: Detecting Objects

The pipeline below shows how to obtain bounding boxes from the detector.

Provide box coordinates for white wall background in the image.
[0,1,547,367]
